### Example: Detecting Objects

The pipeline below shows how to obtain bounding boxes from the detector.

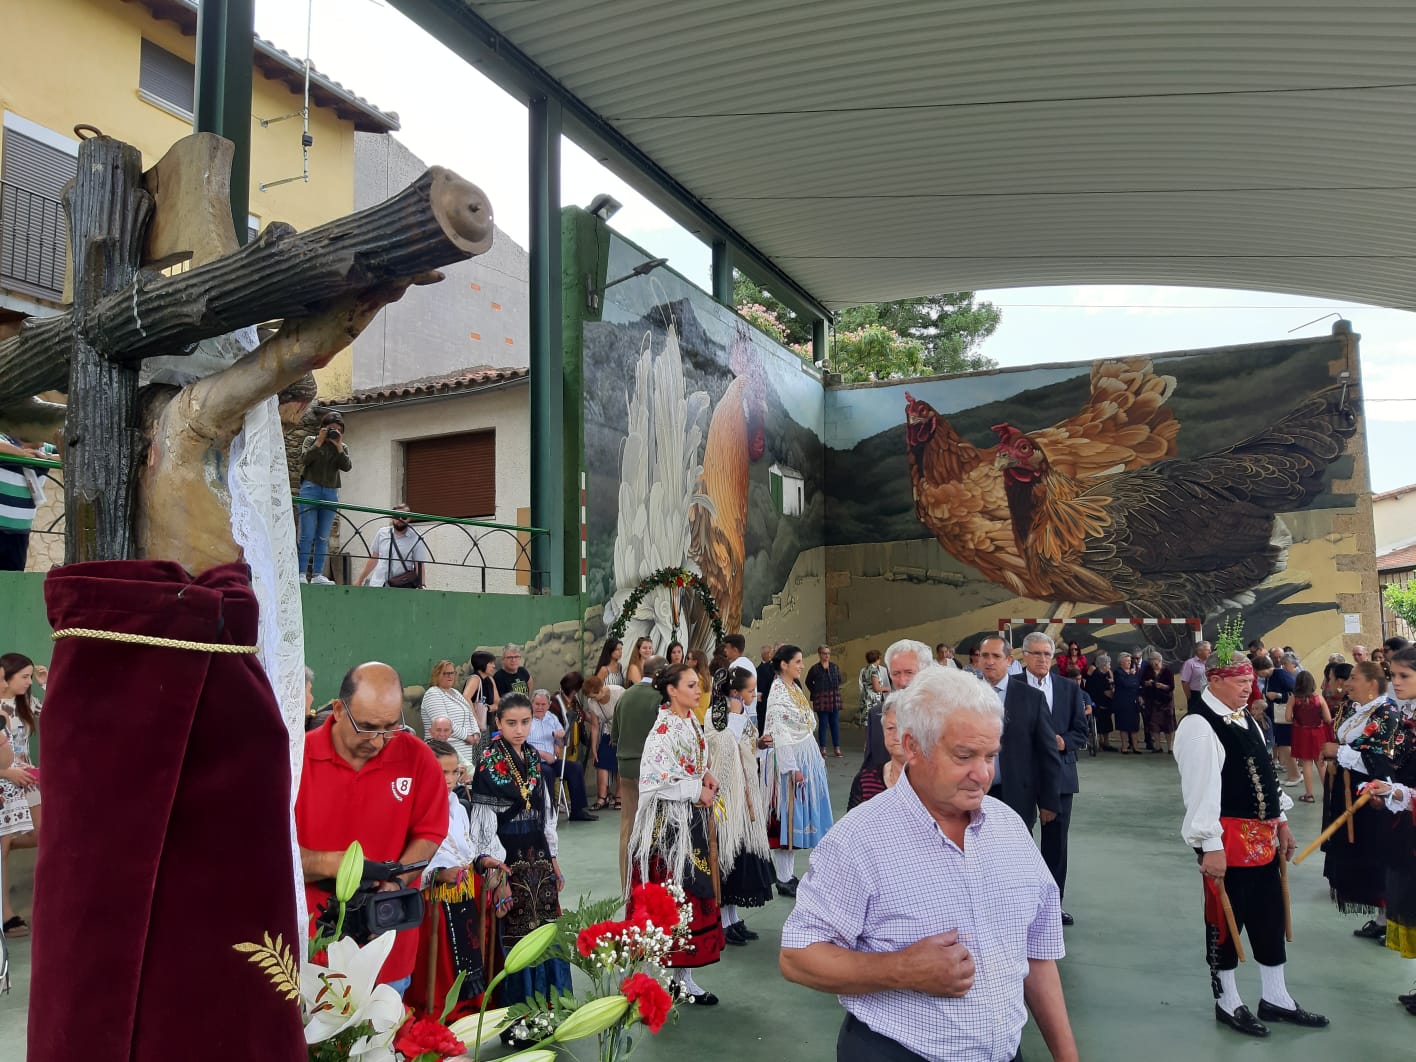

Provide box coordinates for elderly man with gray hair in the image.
[782,666,1078,1062]
[863,640,936,770]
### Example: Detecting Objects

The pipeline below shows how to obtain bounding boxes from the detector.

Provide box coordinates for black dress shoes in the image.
[1257,999,1329,1028]
[1399,991,1416,1006]
[1215,1004,1269,1037]
[724,922,748,945]
[775,876,799,897]
[1060,911,1074,926]
[1354,919,1386,941]
[737,922,760,940]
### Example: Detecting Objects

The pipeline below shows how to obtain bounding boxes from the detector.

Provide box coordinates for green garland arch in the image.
[608,566,725,651]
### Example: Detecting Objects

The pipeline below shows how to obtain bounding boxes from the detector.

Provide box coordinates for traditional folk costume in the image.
[468,737,571,1007]
[1359,698,1416,963]
[1322,695,1397,921]
[410,790,506,1019]
[628,705,724,997]
[763,678,834,890]
[1174,666,1327,1037]
[704,705,774,942]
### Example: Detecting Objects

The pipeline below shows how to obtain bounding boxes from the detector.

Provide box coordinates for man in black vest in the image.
[1174,654,1328,1038]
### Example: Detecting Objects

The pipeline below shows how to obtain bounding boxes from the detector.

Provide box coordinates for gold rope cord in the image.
[52,627,259,654]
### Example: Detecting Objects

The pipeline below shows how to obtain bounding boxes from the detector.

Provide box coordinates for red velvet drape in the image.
[28,561,304,1061]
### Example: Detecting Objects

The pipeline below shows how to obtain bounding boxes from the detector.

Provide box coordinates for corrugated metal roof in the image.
[336,365,528,406]
[449,0,1416,310]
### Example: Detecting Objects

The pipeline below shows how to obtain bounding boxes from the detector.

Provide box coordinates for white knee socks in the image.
[673,968,705,996]
[720,904,740,928]
[1259,962,1296,1009]
[1216,969,1243,1014]
[773,850,796,884]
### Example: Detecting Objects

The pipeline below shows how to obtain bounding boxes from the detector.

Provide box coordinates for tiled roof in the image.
[1379,543,1416,573]
[1374,482,1416,503]
[335,366,528,406]
[135,0,400,133]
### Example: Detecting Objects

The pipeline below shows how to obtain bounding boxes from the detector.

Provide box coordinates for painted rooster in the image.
[991,385,1357,626]
[689,325,768,637]
[906,358,1181,595]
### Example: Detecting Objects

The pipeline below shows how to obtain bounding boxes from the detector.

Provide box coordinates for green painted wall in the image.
[0,572,580,706]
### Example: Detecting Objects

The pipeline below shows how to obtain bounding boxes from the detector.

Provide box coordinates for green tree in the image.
[1384,583,1416,632]
[733,274,1000,378]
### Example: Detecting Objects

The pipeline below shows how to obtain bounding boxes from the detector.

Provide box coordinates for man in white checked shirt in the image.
[780,667,1077,1062]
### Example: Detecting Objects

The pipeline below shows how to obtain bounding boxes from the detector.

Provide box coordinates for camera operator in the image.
[297,410,352,584]
[296,662,447,995]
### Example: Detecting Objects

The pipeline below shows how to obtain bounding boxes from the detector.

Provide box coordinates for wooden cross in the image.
[0,130,491,567]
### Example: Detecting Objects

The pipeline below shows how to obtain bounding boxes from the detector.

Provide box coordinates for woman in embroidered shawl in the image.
[705,666,775,946]
[467,692,571,1008]
[1321,661,1397,926]
[627,663,725,1004]
[763,644,834,897]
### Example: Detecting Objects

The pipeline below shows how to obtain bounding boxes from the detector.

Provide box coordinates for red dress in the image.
[1289,694,1327,760]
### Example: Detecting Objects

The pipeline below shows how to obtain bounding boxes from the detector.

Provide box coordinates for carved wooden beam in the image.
[0,165,493,407]
[63,136,153,563]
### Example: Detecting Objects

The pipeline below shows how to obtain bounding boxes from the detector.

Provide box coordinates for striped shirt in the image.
[0,435,37,533]
[783,770,1063,1061]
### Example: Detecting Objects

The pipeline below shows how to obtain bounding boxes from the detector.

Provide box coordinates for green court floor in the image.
[4,734,1413,1059]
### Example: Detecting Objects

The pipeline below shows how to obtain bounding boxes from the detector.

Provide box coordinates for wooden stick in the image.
[1277,855,1293,942]
[706,806,721,906]
[425,891,441,1015]
[1344,768,1355,843]
[1294,789,1373,864]
[1217,880,1246,962]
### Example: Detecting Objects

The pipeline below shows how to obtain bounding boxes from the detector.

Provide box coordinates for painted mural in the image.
[583,238,826,655]
[824,334,1370,664]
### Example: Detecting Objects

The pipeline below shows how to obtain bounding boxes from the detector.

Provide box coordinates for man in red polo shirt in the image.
[297,661,446,993]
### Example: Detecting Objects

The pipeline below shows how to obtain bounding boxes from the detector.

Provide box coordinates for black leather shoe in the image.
[724,924,747,946]
[569,811,599,822]
[1354,919,1386,940]
[691,992,719,1006]
[1060,911,1074,926]
[1399,991,1416,1006]
[737,922,760,940]
[1257,999,1329,1028]
[1215,1004,1269,1037]
[775,878,797,897]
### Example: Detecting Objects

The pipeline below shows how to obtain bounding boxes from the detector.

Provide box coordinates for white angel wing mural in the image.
[604,319,714,650]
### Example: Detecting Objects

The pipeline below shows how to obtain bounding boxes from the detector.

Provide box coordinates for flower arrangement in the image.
[607,566,724,651]
[242,844,690,1062]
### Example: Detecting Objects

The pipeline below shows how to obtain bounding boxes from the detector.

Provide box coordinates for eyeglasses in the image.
[343,705,413,742]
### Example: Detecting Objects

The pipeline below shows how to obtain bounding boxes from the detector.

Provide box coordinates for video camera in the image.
[314,858,428,945]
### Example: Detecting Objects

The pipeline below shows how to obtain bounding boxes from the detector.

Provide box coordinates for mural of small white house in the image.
[770,464,805,517]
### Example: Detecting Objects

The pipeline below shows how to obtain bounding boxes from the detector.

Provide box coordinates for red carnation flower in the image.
[577,918,626,956]
[655,723,669,734]
[630,882,680,930]
[392,1015,465,1060]
[621,972,672,1033]
[496,760,510,775]
[1364,721,1380,735]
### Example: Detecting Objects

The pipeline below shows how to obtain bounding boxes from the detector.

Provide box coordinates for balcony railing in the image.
[4,452,548,592]
[0,181,68,299]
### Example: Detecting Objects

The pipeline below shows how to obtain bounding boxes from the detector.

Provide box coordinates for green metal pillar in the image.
[711,239,733,307]
[529,95,565,595]
[194,0,254,241]
[813,317,828,367]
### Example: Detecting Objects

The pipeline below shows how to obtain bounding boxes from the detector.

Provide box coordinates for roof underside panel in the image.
[459,0,1416,309]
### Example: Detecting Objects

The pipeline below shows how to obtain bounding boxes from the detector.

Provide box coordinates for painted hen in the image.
[991,384,1357,626]
[689,325,768,637]
[906,358,1180,595]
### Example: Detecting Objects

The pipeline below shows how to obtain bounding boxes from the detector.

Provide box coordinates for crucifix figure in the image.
[1,128,494,1062]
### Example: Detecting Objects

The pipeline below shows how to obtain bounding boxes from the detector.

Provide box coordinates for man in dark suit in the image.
[1019,633,1090,925]
[977,634,1063,836]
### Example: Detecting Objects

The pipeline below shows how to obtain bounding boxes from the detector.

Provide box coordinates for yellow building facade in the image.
[0,0,397,394]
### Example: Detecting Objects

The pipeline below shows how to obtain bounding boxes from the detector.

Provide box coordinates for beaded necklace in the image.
[500,738,537,805]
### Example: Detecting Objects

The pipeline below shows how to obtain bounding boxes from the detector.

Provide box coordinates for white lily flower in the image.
[301,931,407,1044]
[448,1006,517,1049]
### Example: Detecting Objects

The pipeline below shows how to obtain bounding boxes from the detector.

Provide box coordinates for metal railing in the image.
[0,182,68,298]
[4,452,549,591]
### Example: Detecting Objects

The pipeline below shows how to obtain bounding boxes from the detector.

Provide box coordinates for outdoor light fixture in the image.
[585,257,669,310]
[588,194,622,221]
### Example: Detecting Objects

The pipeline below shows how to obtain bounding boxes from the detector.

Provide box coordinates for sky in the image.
[254,0,1415,494]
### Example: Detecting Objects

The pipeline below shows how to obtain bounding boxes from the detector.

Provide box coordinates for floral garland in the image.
[609,566,725,651]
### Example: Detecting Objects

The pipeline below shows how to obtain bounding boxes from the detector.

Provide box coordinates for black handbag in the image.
[385,528,422,589]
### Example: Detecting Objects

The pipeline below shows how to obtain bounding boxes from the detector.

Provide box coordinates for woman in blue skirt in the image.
[763,644,834,895]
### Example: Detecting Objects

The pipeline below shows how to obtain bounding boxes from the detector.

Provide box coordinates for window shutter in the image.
[404,431,496,518]
[0,129,75,296]
[140,39,196,115]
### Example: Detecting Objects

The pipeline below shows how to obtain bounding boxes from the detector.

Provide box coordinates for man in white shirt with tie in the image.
[1020,633,1089,927]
